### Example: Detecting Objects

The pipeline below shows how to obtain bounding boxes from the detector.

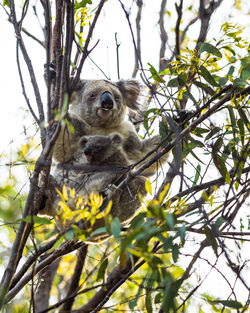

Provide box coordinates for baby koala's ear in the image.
[110,133,123,146]
[79,136,88,148]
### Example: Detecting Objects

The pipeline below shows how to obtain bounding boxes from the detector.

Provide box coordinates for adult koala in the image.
[42,79,168,234]
[53,79,164,176]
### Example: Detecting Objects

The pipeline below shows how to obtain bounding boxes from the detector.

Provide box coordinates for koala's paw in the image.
[150,134,161,146]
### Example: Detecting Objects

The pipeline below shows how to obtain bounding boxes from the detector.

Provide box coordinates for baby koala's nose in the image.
[84,147,92,156]
[101,92,114,110]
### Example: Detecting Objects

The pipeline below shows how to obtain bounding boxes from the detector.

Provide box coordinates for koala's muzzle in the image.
[84,147,92,162]
[101,92,113,110]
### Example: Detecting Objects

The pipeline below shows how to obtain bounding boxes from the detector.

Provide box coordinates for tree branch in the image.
[59,245,88,312]
[9,0,45,140]
[10,234,61,290]
[174,0,183,58]
[195,0,224,50]
[72,0,106,89]
[6,241,85,303]
[132,0,142,78]
[35,258,61,312]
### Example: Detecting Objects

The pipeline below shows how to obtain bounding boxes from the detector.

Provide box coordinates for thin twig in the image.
[159,0,168,71]
[174,0,183,58]
[132,0,142,78]
[9,0,45,139]
[72,0,106,89]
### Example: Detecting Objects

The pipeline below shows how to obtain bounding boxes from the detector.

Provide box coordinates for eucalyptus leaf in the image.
[199,42,222,58]
[199,65,219,87]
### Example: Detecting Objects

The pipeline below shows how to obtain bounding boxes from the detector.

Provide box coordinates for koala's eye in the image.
[114,95,120,102]
[88,93,96,100]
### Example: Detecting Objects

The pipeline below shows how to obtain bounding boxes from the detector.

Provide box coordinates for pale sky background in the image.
[0,0,249,309]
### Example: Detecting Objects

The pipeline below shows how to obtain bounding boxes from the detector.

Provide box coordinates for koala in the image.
[41,79,169,239]
[53,79,168,176]
[41,133,147,240]
[75,133,129,199]
[77,133,146,221]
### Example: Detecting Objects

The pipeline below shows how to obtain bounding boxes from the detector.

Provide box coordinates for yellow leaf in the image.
[62,185,68,201]
[69,188,75,199]
[104,200,112,216]
[76,196,84,209]
[96,212,104,219]
[158,183,170,204]
[145,179,152,195]
[21,144,29,157]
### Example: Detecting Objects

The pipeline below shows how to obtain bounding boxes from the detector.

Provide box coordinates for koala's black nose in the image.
[101,92,114,110]
[84,147,92,156]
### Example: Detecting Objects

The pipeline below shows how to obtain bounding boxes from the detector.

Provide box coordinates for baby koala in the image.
[77,133,129,202]
[76,132,147,235]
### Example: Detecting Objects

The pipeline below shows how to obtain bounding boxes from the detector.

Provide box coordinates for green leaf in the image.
[65,229,75,240]
[97,258,108,281]
[3,0,9,7]
[172,244,179,263]
[154,293,162,304]
[91,227,106,237]
[75,0,92,10]
[193,164,201,186]
[111,217,121,239]
[227,105,237,139]
[192,127,209,137]
[218,77,228,86]
[237,119,245,146]
[199,65,219,87]
[177,72,188,86]
[57,93,69,119]
[234,78,247,87]
[213,137,223,153]
[144,108,160,131]
[215,217,227,230]
[148,63,165,83]
[166,214,175,229]
[199,42,222,58]
[204,226,218,257]
[190,151,205,165]
[237,106,249,130]
[129,280,144,309]
[211,300,243,309]
[193,80,215,95]
[227,65,235,76]
[146,271,158,313]
[205,126,221,141]
[212,152,230,184]
[240,56,250,80]
[221,45,236,56]
[23,216,52,225]
[167,77,179,87]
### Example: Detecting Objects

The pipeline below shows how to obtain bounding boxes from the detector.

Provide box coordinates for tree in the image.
[0,0,249,312]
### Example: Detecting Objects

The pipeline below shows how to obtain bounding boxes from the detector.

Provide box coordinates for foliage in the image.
[0,0,249,313]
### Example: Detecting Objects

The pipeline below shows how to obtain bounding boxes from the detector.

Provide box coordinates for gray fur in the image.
[53,79,169,176]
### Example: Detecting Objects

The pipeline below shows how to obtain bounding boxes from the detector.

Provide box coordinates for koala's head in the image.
[70,79,141,128]
[79,133,123,165]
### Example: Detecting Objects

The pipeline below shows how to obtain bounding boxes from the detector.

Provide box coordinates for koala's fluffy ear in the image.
[110,133,123,146]
[70,80,86,104]
[116,79,141,111]
[79,136,88,148]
